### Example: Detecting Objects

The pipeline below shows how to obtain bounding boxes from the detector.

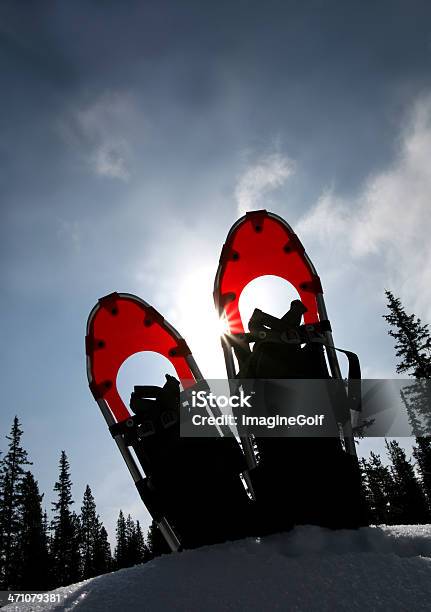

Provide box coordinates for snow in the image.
[4,525,431,612]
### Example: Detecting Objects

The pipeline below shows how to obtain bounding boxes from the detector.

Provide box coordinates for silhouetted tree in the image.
[386,440,430,524]
[125,514,136,566]
[361,452,396,525]
[383,290,431,378]
[114,510,128,569]
[0,417,32,588]
[383,290,431,510]
[15,472,49,590]
[93,525,112,576]
[135,520,151,563]
[80,485,99,579]
[146,521,171,559]
[413,437,431,508]
[51,451,81,586]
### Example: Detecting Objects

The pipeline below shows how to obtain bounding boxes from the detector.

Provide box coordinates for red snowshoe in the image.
[214,210,366,530]
[86,292,253,550]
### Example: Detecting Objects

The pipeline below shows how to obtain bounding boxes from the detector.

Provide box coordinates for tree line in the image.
[0,426,164,591]
[360,290,431,525]
[0,289,430,590]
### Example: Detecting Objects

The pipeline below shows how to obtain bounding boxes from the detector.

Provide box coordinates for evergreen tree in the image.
[114,510,128,569]
[125,518,150,566]
[79,485,112,579]
[93,525,112,576]
[383,290,431,507]
[80,485,99,579]
[125,514,137,567]
[146,521,171,558]
[385,440,430,524]
[400,387,426,438]
[361,453,396,525]
[383,290,431,378]
[114,512,150,569]
[359,459,372,524]
[50,451,81,586]
[413,437,431,507]
[15,472,49,590]
[42,509,51,583]
[135,520,151,563]
[0,416,32,588]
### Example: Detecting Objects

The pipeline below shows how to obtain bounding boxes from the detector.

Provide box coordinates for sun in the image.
[173,267,229,379]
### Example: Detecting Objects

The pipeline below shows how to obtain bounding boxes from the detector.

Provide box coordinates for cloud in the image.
[296,93,431,320]
[60,91,135,180]
[235,152,294,215]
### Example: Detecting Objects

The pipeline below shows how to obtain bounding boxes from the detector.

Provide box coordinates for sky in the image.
[1,0,431,544]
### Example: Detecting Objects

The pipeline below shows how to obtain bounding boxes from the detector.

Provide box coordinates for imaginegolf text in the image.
[191,414,325,429]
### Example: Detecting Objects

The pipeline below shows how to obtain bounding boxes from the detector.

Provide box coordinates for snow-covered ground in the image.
[4,525,431,612]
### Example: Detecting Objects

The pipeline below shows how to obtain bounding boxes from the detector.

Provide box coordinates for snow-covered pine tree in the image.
[0,416,32,589]
[385,440,430,524]
[50,451,81,586]
[15,471,50,590]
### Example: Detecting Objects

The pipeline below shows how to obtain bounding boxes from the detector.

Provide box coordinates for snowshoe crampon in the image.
[86,293,253,551]
[214,210,367,530]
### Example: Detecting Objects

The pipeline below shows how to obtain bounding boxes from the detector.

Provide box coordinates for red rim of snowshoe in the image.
[86,292,202,423]
[214,210,324,334]
[213,210,342,379]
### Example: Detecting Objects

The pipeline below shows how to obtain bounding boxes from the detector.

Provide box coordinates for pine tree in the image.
[146,521,171,558]
[383,290,431,505]
[385,440,430,524]
[383,290,431,378]
[114,510,128,569]
[14,472,50,590]
[125,514,136,567]
[361,453,396,525]
[79,485,112,579]
[413,437,431,507]
[80,485,99,579]
[125,517,150,566]
[50,451,81,586]
[400,388,426,438]
[93,525,112,576]
[42,509,51,584]
[135,520,151,563]
[0,416,32,588]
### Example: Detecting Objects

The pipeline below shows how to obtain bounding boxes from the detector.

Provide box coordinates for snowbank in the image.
[4,525,431,612]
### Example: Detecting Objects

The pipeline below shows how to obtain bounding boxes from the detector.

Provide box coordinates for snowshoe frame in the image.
[213,210,358,461]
